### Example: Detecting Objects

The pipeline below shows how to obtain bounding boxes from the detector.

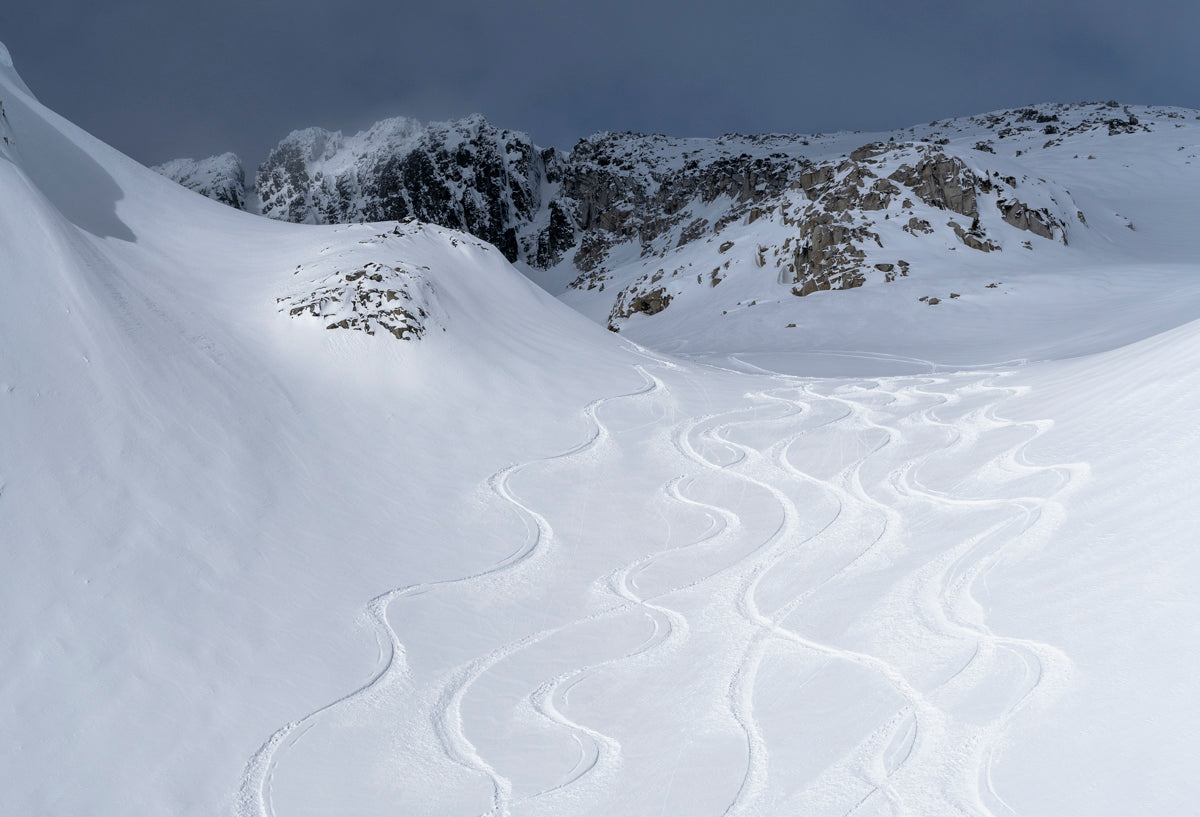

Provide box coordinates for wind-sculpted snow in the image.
[241,355,1087,816]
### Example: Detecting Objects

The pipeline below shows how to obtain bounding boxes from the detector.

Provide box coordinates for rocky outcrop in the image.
[949,219,1000,252]
[997,199,1059,240]
[888,151,978,218]
[277,224,438,341]
[607,282,672,330]
[280,261,429,340]
[152,153,246,209]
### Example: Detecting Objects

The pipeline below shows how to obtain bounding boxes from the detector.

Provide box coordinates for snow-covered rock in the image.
[152,152,246,209]
[255,115,559,261]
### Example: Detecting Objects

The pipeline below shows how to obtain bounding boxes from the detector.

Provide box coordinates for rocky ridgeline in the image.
[152,153,246,209]
[255,115,558,263]
[581,135,1081,328]
[160,102,1196,332]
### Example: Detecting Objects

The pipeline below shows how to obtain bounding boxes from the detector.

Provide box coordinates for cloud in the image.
[1,0,1195,166]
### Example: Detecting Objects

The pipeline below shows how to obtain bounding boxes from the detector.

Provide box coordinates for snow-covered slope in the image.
[0,45,637,817]
[5,39,1200,817]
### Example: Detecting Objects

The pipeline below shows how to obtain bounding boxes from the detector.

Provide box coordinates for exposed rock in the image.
[678,217,709,246]
[152,153,246,209]
[0,96,13,158]
[948,220,1000,252]
[903,216,934,236]
[536,200,577,267]
[997,198,1060,240]
[888,150,979,218]
[850,142,889,161]
[608,285,672,329]
[256,116,558,262]
[279,259,431,341]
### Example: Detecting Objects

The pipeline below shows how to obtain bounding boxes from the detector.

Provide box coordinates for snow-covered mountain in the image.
[163,102,1200,343]
[8,36,1200,817]
[153,152,247,209]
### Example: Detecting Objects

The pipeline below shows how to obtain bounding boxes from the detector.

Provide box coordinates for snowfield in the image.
[3,42,1200,817]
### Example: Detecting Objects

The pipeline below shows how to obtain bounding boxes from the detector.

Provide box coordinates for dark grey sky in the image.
[2,1,1198,169]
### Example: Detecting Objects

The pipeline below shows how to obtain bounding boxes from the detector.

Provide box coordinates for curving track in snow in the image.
[235,369,663,817]
[237,355,1085,817]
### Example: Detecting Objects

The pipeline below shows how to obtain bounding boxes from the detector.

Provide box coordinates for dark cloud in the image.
[2,0,1197,168]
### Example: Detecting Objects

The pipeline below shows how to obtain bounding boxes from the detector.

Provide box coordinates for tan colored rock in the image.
[903,217,934,236]
[948,220,1000,252]
[997,199,1057,240]
[889,150,979,218]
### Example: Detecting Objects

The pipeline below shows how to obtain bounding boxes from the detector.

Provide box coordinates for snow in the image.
[152,153,245,209]
[3,39,1200,817]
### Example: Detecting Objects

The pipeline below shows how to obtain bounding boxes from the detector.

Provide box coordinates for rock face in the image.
[888,151,979,218]
[157,101,1195,331]
[608,283,672,330]
[255,116,559,262]
[152,153,246,209]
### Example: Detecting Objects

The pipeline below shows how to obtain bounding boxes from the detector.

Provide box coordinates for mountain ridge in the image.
[156,101,1200,338]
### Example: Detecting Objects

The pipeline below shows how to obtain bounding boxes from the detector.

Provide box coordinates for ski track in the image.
[235,368,662,817]
[237,349,1086,817]
[662,363,1084,817]
[678,388,940,817]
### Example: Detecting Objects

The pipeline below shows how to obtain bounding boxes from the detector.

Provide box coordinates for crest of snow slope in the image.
[6,39,1200,817]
